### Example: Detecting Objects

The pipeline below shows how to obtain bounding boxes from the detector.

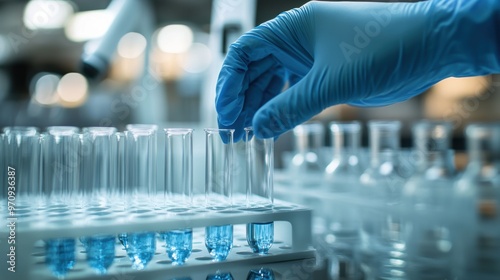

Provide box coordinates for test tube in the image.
[79,127,117,274]
[164,128,193,206]
[122,124,158,270]
[160,128,193,265]
[42,126,80,205]
[245,127,274,255]
[205,128,234,261]
[110,132,126,202]
[2,127,41,204]
[205,128,234,208]
[81,127,117,206]
[124,124,157,202]
[245,127,274,208]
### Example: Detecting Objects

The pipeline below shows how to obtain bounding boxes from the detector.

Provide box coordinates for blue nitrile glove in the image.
[216,0,500,140]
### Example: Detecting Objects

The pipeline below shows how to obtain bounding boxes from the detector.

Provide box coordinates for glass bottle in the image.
[323,121,363,280]
[358,120,407,280]
[455,123,500,279]
[402,121,456,279]
[289,122,325,187]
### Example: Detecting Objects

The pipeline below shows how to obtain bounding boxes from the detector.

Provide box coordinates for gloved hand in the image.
[216,0,500,140]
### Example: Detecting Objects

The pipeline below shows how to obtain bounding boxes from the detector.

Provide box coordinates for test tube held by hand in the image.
[245,127,274,255]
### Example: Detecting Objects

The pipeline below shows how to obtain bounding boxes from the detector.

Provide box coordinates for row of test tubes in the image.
[0,125,275,278]
[281,120,500,280]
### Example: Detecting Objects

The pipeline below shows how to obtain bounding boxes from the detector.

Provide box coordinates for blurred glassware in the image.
[455,123,500,279]
[402,121,456,280]
[358,120,407,280]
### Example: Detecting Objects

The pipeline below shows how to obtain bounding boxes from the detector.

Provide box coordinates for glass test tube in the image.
[79,127,118,275]
[124,124,157,202]
[205,128,234,262]
[81,127,117,206]
[161,128,193,265]
[2,127,41,204]
[164,128,193,206]
[205,128,234,208]
[42,126,80,205]
[245,127,274,207]
[245,127,274,255]
[110,132,126,202]
[42,127,79,277]
[122,124,158,270]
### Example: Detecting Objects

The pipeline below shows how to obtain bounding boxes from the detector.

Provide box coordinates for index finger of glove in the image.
[216,35,275,125]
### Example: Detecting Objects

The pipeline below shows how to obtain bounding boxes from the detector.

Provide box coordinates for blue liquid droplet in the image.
[125,232,156,270]
[45,238,75,278]
[206,271,234,280]
[159,229,192,265]
[85,235,115,274]
[246,268,275,280]
[205,225,233,261]
[247,222,274,254]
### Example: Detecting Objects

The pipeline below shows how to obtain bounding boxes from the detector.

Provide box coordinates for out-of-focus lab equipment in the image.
[1,0,500,279]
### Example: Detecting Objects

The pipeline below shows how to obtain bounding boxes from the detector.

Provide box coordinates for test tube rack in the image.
[0,195,314,280]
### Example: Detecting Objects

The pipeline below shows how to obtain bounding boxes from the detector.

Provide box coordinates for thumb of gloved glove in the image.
[216,0,500,140]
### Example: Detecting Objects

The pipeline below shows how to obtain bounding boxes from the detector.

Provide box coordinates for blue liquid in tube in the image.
[247,222,274,254]
[45,238,75,278]
[125,232,156,270]
[159,228,192,265]
[85,235,116,274]
[205,225,233,261]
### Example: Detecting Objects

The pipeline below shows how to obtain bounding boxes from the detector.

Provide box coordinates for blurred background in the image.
[0,0,499,168]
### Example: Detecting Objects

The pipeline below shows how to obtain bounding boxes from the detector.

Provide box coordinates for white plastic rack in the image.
[0,195,314,280]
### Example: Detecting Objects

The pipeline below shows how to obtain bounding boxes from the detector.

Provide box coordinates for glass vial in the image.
[402,121,455,280]
[160,128,194,265]
[81,127,117,206]
[245,127,274,255]
[110,132,126,203]
[2,127,41,204]
[42,126,80,205]
[323,121,363,280]
[455,123,500,279]
[124,124,157,202]
[122,124,158,270]
[358,120,406,280]
[205,128,234,261]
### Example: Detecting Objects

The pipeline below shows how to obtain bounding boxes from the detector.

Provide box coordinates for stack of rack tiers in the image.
[0,195,316,280]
